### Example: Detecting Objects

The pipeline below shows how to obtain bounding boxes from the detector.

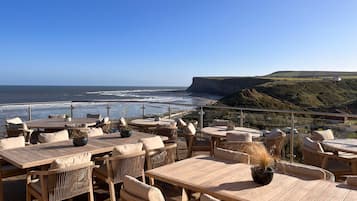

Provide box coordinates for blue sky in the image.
[0,0,356,86]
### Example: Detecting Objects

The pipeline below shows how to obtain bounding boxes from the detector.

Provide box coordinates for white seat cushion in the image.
[38,130,69,143]
[0,136,25,150]
[6,117,23,125]
[139,136,165,151]
[50,152,92,169]
[112,143,143,156]
[87,128,104,137]
[123,175,165,201]
[312,129,334,141]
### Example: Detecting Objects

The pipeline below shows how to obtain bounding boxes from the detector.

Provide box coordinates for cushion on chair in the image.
[346,176,357,186]
[214,147,250,164]
[311,129,334,141]
[123,175,165,201]
[177,118,187,127]
[200,194,221,201]
[38,130,69,143]
[120,117,128,127]
[303,137,324,152]
[112,143,143,156]
[0,136,25,150]
[185,123,196,135]
[226,132,252,142]
[6,117,23,125]
[50,152,92,169]
[139,136,165,151]
[86,127,104,137]
[103,117,110,124]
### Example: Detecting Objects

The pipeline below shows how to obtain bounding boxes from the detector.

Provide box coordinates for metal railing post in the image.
[168,105,171,119]
[70,104,74,117]
[240,109,244,127]
[290,112,295,163]
[199,106,204,130]
[28,105,32,121]
[141,104,145,118]
[106,104,111,117]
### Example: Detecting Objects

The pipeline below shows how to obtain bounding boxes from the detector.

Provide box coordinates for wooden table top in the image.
[26,118,99,129]
[201,126,262,139]
[130,118,176,127]
[0,132,166,169]
[322,139,357,154]
[146,156,357,201]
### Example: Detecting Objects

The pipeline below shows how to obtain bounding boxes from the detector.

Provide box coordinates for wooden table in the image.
[146,156,357,201]
[322,139,357,154]
[26,118,99,130]
[0,132,166,169]
[201,126,263,154]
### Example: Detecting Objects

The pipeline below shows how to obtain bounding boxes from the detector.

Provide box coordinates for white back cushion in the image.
[123,175,165,201]
[120,117,127,127]
[312,129,334,141]
[304,137,324,152]
[186,123,196,135]
[0,136,25,150]
[87,127,104,137]
[38,130,69,143]
[177,118,187,127]
[139,136,164,151]
[6,117,23,125]
[112,143,143,156]
[50,152,92,169]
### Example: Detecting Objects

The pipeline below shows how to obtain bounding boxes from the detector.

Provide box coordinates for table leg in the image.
[149,177,155,186]
[181,188,189,201]
[210,137,218,156]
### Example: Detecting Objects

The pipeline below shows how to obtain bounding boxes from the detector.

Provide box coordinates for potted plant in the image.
[71,128,88,146]
[246,143,274,185]
[120,126,132,138]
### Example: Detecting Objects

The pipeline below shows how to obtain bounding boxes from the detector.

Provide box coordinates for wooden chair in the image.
[5,117,33,142]
[94,149,146,201]
[311,129,334,141]
[152,125,178,143]
[217,133,254,153]
[96,117,111,133]
[26,162,95,201]
[214,147,250,164]
[264,129,286,158]
[120,175,165,201]
[0,136,27,201]
[276,160,335,181]
[302,137,357,178]
[184,123,211,158]
[139,136,177,169]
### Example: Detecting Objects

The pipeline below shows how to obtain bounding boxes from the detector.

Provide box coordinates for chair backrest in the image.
[346,176,357,186]
[139,136,165,152]
[86,113,102,119]
[264,129,286,157]
[302,137,327,167]
[226,132,252,142]
[120,117,128,127]
[212,119,229,126]
[276,160,328,180]
[6,122,27,138]
[311,129,334,141]
[38,130,69,143]
[200,194,221,201]
[214,147,250,164]
[154,125,177,142]
[6,117,23,124]
[177,118,187,128]
[303,137,324,152]
[48,114,66,119]
[0,136,25,150]
[184,123,196,136]
[120,175,165,201]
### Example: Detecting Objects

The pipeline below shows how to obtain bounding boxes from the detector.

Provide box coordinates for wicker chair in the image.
[276,160,335,181]
[302,137,357,178]
[139,136,177,169]
[184,123,211,157]
[5,117,33,142]
[94,148,146,201]
[26,162,95,201]
[264,129,286,158]
[120,175,165,201]
[214,147,250,164]
[152,125,178,143]
[0,136,27,200]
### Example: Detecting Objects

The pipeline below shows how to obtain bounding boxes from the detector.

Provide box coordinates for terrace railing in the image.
[1,100,357,162]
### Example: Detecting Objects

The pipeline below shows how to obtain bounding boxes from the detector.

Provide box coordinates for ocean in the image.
[0,86,218,134]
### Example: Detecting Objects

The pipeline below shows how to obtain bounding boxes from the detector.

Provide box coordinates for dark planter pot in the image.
[251,166,274,185]
[121,130,132,138]
[73,137,88,146]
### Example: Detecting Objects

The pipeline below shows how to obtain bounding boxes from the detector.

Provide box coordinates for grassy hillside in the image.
[265,71,357,78]
[220,79,357,112]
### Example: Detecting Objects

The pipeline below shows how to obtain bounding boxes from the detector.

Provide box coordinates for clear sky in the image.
[0,0,356,86]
